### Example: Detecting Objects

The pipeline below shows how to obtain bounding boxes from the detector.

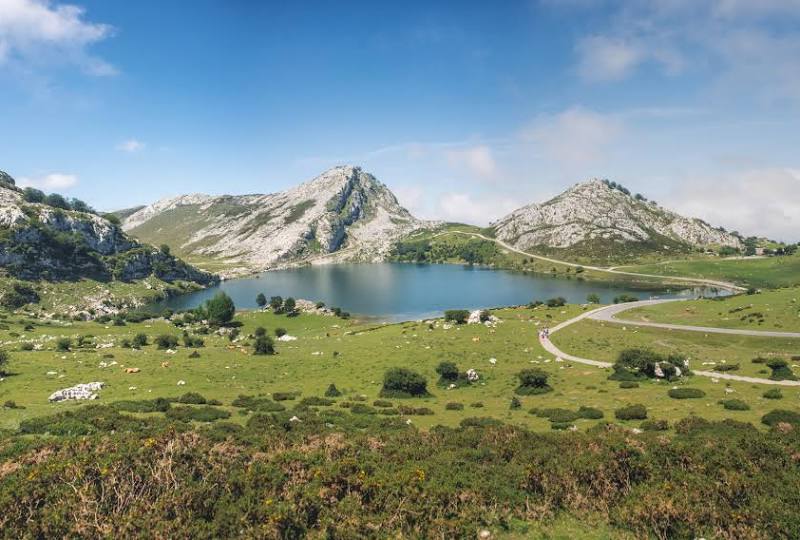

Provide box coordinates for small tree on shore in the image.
[256,293,267,308]
[253,335,275,355]
[204,292,235,326]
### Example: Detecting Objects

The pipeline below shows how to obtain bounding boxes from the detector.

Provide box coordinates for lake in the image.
[155,263,716,321]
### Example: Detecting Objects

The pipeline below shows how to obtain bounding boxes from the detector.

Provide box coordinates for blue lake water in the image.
[155,263,716,321]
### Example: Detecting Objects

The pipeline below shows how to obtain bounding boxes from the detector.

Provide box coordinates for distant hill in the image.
[490,179,743,262]
[123,165,435,275]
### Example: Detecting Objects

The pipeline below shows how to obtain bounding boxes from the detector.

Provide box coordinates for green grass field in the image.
[2,301,796,432]
[624,254,800,289]
[625,286,800,332]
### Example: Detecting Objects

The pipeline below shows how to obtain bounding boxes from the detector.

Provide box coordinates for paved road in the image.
[539,300,800,386]
[440,231,747,292]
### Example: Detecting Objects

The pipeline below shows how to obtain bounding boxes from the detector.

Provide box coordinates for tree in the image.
[0,350,9,375]
[254,326,267,337]
[22,187,45,203]
[283,297,296,313]
[324,383,342,397]
[444,310,470,324]
[204,292,235,326]
[269,296,283,311]
[256,293,267,308]
[69,198,94,214]
[132,333,148,348]
[253,335,275,355]
[44,193,70,210]
[159,244,171,256]
[586,293,601,304]
[380,368,429,397]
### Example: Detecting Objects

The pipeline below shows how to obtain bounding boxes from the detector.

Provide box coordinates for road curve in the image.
[438,231,747,292]
[539,299,800,386]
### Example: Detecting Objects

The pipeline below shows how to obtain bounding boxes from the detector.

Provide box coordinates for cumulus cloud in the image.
[523,106,622,167]
[445,145,497,179]
[437,192,518,225]
[576,36,644,82]
[18,172,78,190]
[667,168,800,242]
[0,0,115,75]
[116,139,145,153]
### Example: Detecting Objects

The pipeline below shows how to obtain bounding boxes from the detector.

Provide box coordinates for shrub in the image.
[615,404,648,420]
[112,398,171,413]
[324,384,342,397]
[761,409,800,427]
[444,310,469,324]
[253,335,275,355]
[256,293,267,307]
[132,333,148,348]
[188,351,200,358]
[546,297,566,308]
[763,388,783,400]
[272,392,298,401]
[380,368,430,398]
[577,406,604,419]
[640,419,669,431]
[714,363,740,372]
[372,399,393,408]
[766,359,797,381]
[166,406,231,423]
[445,402,464,410]
[534,408,579,423]
[510,397,522,410]
[231,395,285,412]
[275,327,287,338]
[435,361,460,383]
[55,337,71,352]
[19,342,34,351]
[155,334,179,350]
[350,404,376,415]
[2,400,22,409]
[283,297,296,314]
[176,392,207,405]
[254,327,267,337]
[470,402,484,408]
[269,296,283,311]
[515,368,552,395]
[397,405,434,416]
[586,293,601,304]
[719,399,750,411]
[668,388,706,399]
[610,348,687,381]
[613,294,639,304]
[619,381,639,389]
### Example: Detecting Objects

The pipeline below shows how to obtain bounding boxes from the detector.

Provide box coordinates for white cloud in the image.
[667,167,800,242]
[437,192,518,225]
[116,139,145,153]
[445,145,497,179]
[0,0,115,75]
[576,36,644,82]
[523,106,622,167]
[18,172,78,190]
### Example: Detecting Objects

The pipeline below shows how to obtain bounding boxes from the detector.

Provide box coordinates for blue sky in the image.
[0,0,799,240]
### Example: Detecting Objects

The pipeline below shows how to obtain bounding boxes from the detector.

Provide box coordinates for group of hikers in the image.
[539,327,550,340]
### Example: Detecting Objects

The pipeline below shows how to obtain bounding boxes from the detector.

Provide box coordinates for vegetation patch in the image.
[668,388,706,399]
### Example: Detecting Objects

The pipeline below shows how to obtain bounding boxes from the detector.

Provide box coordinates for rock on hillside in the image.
[0,173,217,286]
[492,179,743,258]
[123,165,432,275]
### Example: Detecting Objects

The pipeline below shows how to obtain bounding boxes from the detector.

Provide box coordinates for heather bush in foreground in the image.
[1,407,800,539]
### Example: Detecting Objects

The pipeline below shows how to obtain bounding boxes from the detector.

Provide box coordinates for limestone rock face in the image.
[492,179,742,253]
[123,165,434,275]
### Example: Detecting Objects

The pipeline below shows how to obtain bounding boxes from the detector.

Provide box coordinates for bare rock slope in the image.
[123,166,431,275]
[491,179,743,259]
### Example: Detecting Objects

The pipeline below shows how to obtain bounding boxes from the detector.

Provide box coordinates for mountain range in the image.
[120,167,744,274]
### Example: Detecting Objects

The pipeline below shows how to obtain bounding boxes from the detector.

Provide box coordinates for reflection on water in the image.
[153,263,723,322]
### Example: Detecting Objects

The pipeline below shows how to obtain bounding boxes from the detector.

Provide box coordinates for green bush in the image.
[546,297,566,308]
[766,359,797,381]
[510,397,522,410]
[534,408,579,423]
[619,381,639,389]
[380,368,430,398]
[763,388,783,400]
[166,406,231,423]
[668,388,706,399]
[300,397,334,407]
[714,363,740,372]
[372,399,393,408]
[470,402,484,408]
[132,333,148,348]
[350,403,377,415]
[272,392,298,401]
[610,348,687,381]
[577,406,604,420]
[154,334,178,350]
[231,395,285,412]
[176,392,207,405]
[443,310,470,324]
[253,335,275,355]
[719,399,750,411]
[435,361,459,381]
[324,384,342,397]
[19,342,34,351]
[203,292,235,326]
[397,405,434,416]
[761,409,800,427]
[515,368,553,395]
[275,327,287,338]
[55,337,71,352]
[615,404,648,421]
[445,402,464,411]
[112,398,171,413]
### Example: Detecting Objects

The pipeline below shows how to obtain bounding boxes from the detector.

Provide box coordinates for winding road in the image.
[434,230,798,385]
[539,299,800,386]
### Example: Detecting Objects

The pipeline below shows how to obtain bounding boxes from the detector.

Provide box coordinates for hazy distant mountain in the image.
[123,166,433,275]
[491,179,743,260]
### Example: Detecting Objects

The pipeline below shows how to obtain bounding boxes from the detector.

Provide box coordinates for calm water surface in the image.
[156,263,717,322]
